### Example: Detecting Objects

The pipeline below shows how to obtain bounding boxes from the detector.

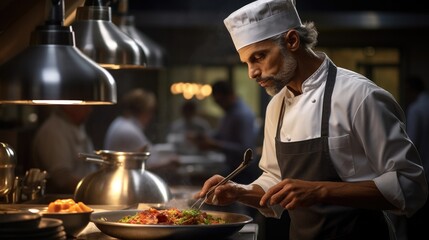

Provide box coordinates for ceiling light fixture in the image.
[72,0,146,69]
[0,0,117,105]
[113,0,165,69]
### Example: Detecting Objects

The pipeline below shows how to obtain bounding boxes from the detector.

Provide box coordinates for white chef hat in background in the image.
[224,0,303,51]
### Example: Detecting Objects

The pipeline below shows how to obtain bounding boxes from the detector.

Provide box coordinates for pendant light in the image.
[113,0,166,69]
[0,0,117,105]
[72,0,146,69]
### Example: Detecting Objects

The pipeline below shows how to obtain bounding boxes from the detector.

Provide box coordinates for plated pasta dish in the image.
[118,208,226,225]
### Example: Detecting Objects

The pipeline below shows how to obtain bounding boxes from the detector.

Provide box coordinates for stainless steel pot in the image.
[0,142,16,200]
[74,150,172,205]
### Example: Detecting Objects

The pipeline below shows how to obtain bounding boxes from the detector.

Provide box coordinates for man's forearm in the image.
[236,184,267,208]
[319,180,396,210]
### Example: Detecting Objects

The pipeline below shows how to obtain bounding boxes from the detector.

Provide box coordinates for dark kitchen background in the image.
[1,0,429,175]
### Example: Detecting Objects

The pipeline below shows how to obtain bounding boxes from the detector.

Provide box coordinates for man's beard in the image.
[259,51,297,96]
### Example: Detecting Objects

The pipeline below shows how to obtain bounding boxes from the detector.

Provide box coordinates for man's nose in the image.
[248,65,261,79]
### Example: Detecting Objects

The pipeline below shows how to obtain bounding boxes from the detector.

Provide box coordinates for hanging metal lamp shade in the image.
[115,15,165,69]
[0,0,117,105]
[112,0,165,69]
[72,0,146,69]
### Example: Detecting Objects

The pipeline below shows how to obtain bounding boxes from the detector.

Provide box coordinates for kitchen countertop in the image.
[1,185,258,240]
[0,202,258,240]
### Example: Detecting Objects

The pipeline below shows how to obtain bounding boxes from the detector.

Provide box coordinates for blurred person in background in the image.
[405,76,429,240]
[193,80,261,184]
[168,100,212,155]
[194,0,427,239]
[104,88,177,169]
[31,105,98,194]
[403,75,426,112]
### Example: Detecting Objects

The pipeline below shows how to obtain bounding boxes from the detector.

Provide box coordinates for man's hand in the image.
[194,175,266,209]
[194,174,241,206]
[260,178,326,209]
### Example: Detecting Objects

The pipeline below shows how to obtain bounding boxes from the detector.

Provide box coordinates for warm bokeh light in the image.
[170,82,212,99]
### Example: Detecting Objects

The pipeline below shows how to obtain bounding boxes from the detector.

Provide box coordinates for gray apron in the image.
[275,61,390,240]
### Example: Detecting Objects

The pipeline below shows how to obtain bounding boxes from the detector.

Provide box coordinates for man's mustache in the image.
[256,76,276,83]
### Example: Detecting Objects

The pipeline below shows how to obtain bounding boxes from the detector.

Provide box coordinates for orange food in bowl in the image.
[43,199,93,238]
[47,199,92,213]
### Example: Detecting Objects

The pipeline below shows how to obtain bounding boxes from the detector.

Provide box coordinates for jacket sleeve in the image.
[353,88,428,217]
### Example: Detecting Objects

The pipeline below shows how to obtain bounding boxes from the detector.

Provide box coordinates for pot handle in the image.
[78,153,110,165]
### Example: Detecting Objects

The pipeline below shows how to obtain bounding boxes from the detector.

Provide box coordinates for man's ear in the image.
[285,30,300,51]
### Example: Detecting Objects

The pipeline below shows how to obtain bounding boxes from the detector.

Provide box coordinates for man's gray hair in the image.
[271,21,318,51]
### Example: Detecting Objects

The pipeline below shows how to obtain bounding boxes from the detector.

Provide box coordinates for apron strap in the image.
[321,61,337,137]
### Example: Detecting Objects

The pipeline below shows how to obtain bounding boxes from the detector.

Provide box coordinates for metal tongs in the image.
[190,148,253,210]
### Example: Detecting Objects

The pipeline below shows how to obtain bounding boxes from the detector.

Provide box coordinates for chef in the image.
[194,0,428,239]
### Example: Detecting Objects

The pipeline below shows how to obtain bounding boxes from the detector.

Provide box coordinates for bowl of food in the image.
[40,198,93,238]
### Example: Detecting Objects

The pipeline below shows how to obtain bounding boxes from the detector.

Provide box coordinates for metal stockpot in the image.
[74,150,172,205]
[0,142,16,199]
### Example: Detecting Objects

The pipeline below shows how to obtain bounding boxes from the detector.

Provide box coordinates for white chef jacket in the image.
[103,116,168,168]
[104,116,150,152]
[32,111,97,190]
[253,53,428,218]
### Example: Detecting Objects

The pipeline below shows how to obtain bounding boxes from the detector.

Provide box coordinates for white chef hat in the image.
[224,0,302,51]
